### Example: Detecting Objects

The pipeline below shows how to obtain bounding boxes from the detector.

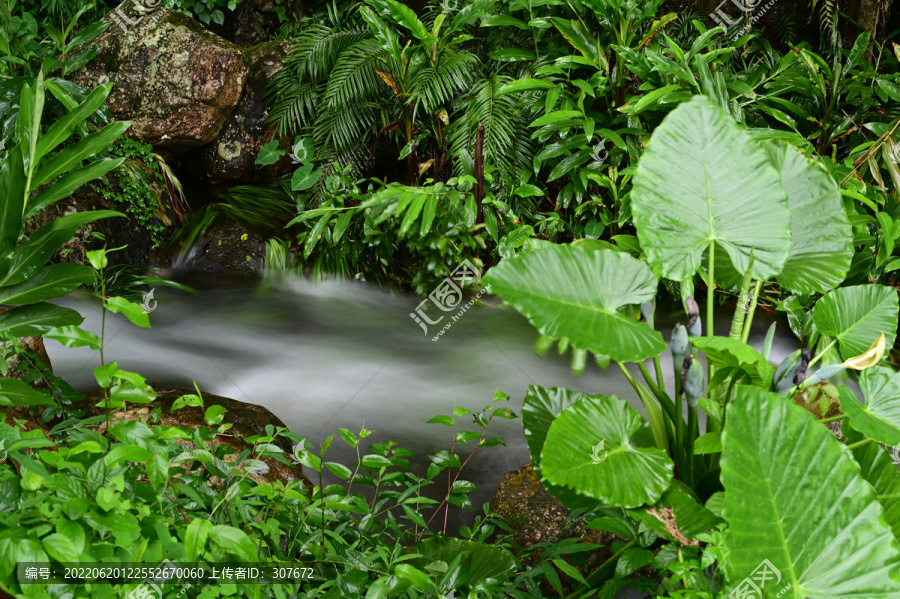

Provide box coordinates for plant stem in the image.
[636,361,677,421]
[729,259,753,340]
[846,438,873,451]
[707,242,715,339]
[685,402,697,487]
[740,280,763,344]
[575,539,637,593]
[819,414,847,424]
[808,338,838,368]
[653,355,665,389]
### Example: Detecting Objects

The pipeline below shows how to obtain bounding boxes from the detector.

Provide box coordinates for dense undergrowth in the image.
[4,0,900,597]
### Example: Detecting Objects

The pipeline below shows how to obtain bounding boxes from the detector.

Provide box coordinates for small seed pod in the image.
[681,355,704,407]
[686,296,702,337]
[793,348,812,385]
[670,323,689,361]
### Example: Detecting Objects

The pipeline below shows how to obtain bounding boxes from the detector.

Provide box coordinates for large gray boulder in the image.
[71,0,249,156]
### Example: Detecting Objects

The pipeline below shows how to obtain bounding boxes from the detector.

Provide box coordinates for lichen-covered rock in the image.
[83,389,310,487]
[490,464,628,572]
[187,40,294,183]
[71,1,248,155]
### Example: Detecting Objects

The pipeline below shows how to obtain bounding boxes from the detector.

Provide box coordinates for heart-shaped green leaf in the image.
[813,284,898,360]
[721,386,900,597]
[838,366,900,446]
[690,336,775,389]
[541,395,674,508]
[632,95,791,281]
[764,141,853,293]
[484,245,666,362]
[844,422,900,543]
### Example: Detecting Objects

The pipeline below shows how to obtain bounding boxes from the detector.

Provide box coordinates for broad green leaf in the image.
[481,15,529,29]
[484,245,666,362]
[385,0,433,43]
[843,422,900,543]
[105,296,151,328]
[411,538,515,585]
[32,121,131,188]
[0,147,26,260]
[838,367,900,446]
[721,386,900,598]
[1,210,122,286]
[26,157,126,218]
[0,263,94,305]
[763,141,853,293]
[497,79,556,95]
[541,395,674,508]
[522,386,586,476]
[690,336,775,389]
[291,163,321,191]
[184,518,213,561]
[0,379,54,407]
[632,96,791,281]
[34,82,113,160]
[209,525,258,561]
[42,325,101,350]
[551,18,607,70]
[627,484,724,544]
[488,49,536,62]
[254,140,283,165]
[813,284,898,360]
[41,533,80,563]
[0,303,83,336]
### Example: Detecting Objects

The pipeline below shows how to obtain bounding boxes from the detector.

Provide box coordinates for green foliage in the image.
[90,138,174,248]
[485,94,900,596]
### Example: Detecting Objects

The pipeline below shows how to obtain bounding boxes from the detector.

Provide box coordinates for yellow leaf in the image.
[843,333,886,370]
[375,69,399,96]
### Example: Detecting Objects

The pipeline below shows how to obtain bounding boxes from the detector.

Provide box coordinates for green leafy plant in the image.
[483,95,900,596]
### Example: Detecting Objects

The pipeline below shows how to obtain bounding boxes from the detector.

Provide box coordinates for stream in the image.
[47,276,799,532]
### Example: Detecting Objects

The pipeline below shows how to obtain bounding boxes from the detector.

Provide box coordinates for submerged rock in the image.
[71,1,248,156]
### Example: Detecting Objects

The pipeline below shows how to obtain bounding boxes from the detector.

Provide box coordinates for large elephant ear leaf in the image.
[838,366,900,446]
[843,421,900,543]
[483,245,666,362]
[541,395,674,508]
[722,386,900,598]
[631,95,791,282]
[521,386,598,510]
[763,140,853,293]
[812,284,898,360]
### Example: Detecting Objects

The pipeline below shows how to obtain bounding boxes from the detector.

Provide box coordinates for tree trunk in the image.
[474,122,485,224]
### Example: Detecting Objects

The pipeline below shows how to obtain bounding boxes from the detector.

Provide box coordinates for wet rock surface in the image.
[72,2,248,155]
[176,219,266,279]
[491,463,628,567]
[187,40,294,183]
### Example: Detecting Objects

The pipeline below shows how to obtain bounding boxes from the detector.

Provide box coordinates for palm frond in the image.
[409,51,480,113]
[449,74,533,187]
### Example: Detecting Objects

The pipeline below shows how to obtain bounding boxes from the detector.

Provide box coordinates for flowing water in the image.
[48,276,798,532]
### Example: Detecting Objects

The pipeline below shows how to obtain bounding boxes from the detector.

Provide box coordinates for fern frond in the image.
[409,51,480,112]
[324,38,393,108]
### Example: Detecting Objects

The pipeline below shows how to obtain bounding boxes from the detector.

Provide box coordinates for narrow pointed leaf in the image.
[0,303,83,336]
[0,264,94,305]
